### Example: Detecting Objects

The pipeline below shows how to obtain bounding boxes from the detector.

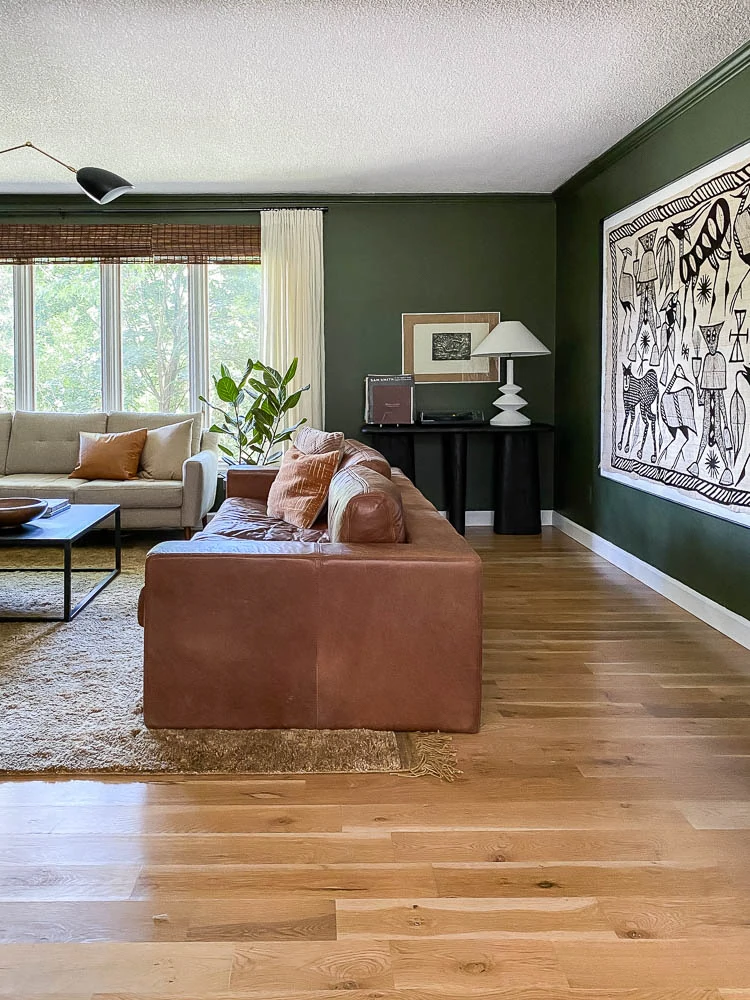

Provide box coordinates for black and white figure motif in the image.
[601,141,750,528]
[431,332,472,362]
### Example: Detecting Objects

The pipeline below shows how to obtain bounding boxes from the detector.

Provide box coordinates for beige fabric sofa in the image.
[0,410,219,531]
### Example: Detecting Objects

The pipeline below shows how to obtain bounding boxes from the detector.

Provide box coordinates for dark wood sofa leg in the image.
[202,516,208,528]
[183,527,193,540]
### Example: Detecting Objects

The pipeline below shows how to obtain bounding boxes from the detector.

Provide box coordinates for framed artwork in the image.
[601,140,750,528]
[402,312,500,383]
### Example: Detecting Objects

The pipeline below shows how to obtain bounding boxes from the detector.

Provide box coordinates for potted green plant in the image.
[200,357,309,466]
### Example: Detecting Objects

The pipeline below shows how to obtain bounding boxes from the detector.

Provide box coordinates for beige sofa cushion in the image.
[140,419,193,480]
[0,474,89,502]
[75,478,183,508]
[6,412,108,475]
[107,411,203,456]
[0,413,12,476]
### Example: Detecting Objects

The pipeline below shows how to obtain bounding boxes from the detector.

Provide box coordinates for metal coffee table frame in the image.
[0,504,121,622]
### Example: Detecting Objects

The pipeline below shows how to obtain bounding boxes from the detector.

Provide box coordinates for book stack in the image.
[42,498,71,518]
[364,375,415,425]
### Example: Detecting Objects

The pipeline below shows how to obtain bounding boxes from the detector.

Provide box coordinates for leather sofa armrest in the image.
[181,448,219,528]
[227,465,280,502]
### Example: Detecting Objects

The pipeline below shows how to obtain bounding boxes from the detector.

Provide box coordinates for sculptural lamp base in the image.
[489,360,531,426]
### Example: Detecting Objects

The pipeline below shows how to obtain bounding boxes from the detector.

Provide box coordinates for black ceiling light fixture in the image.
[0,141,134,204]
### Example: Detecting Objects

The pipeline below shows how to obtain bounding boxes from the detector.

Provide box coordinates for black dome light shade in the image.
[0,142,134,205]
[76,166,134,204]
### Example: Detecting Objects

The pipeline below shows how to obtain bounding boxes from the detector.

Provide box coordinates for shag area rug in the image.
[0,537,457,778]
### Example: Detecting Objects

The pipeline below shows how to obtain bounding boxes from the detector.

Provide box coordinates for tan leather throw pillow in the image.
[139,419,193,480]
[294,426,345,456]
[70,428,148,481]
[267,444,342,528]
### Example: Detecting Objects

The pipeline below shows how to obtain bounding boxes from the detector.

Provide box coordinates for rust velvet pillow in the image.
[267,444,342,528]
[70,428,148,481]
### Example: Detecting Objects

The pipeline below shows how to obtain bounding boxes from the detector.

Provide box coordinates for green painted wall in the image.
[321,197,556,507]
[0,193,556,509]
[555,60,750,617]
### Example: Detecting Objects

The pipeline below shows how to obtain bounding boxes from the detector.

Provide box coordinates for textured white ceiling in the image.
[0,0,747,195]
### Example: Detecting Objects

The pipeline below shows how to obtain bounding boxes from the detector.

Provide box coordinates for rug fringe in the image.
[405,732,461,782]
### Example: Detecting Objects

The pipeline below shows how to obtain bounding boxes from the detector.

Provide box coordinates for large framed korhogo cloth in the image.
[601,141,750,529]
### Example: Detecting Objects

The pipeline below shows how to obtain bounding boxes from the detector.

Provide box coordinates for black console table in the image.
[361,422,553,536]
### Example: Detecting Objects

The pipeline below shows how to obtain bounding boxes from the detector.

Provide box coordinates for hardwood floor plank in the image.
[0,864,141,901]
[0,942,236,995]
[130,864,439,900]
[228,941,393,990]
[336,897,615,939]
[432,862,732,899]
[553,939,750,989]
[389,939,567,989]
[342,801,693,831]
[0,832,395,866]
[596,896,750,940]
[0,899,337,943]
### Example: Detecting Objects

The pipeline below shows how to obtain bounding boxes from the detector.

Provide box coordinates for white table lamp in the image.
[471,320,550,426]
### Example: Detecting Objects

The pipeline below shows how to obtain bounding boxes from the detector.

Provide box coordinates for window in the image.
[121,263,190,412]
[0,266,13,410]
[34,263,102,412]
[208,262,261,404]
[0,261,260,414]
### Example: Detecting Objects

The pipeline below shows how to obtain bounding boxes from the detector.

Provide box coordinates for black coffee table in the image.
[0,504,121,622]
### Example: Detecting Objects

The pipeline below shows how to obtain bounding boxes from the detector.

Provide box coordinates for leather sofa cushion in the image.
[71,428,148,481]
[328,465,406,543]
[6,411,108,475]
[295,426,344,455]
[339,438,392,479]
[267,445,342,528]
[197,497,328,542]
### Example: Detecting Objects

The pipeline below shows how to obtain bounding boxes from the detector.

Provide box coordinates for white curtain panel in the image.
[261,209,325,430]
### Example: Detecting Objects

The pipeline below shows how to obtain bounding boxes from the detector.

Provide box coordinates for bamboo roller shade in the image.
[0,224,261,264]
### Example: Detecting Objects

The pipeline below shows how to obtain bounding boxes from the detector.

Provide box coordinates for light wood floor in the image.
[2,526,750,999]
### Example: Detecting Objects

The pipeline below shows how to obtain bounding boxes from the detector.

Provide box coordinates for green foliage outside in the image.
[0,261,261,414]
[0,267,13,410]
[35,263,102,411]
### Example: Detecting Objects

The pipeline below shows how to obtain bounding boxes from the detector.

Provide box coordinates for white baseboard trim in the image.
[441,510,554,526]
[551,511,750,651]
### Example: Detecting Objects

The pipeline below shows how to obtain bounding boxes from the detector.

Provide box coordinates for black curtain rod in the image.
[0,206,328,217]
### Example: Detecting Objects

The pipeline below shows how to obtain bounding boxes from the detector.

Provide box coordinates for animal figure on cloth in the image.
[618,364,659,463]
[658,365,696,469]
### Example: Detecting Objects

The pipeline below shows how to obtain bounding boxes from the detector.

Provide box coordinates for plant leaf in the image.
[216,376,240,403]
[282,357,299,385]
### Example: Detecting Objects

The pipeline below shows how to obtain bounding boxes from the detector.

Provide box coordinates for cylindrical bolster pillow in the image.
[328,465,406,543]
[339,438,392,479]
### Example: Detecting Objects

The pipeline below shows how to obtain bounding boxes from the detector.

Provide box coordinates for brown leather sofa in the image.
[139,455,483,733]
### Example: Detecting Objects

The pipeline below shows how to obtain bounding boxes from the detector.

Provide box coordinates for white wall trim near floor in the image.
[445,510,554,526]
[551,511,750,652]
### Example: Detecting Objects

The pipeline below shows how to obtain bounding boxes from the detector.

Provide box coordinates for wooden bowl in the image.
[0,497,48,528]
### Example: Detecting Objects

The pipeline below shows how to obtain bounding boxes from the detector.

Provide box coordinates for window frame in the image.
[4,259,259,415]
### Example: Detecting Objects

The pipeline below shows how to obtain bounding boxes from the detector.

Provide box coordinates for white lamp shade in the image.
[472,320,550,357]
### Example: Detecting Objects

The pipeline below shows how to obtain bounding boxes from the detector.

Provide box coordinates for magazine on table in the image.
[41,499,71,518]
